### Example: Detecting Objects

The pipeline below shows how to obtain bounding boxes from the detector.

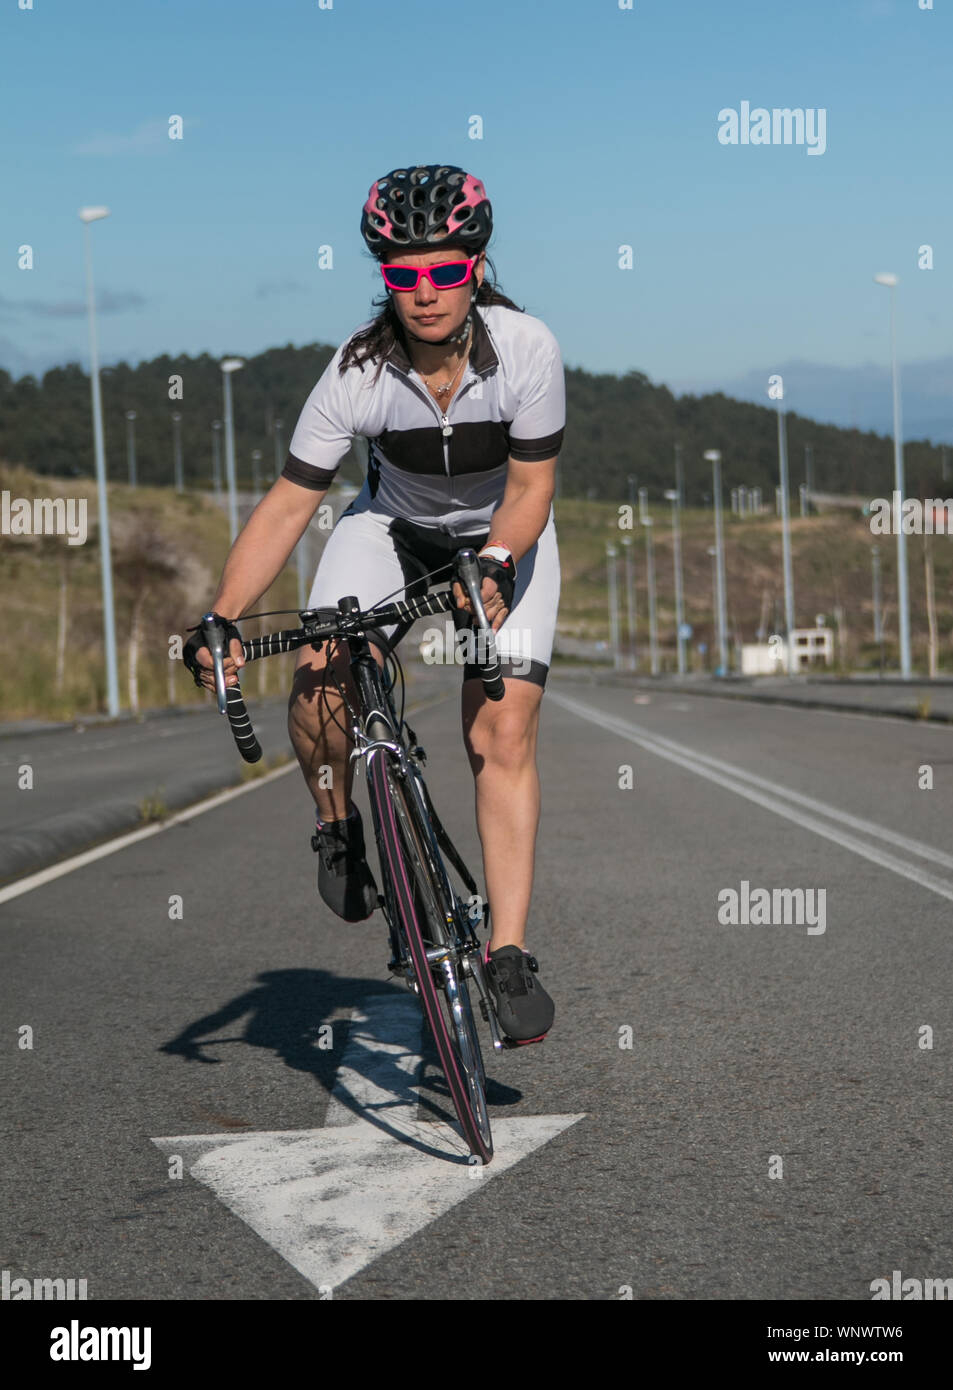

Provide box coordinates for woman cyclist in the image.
[183,164,565,1044]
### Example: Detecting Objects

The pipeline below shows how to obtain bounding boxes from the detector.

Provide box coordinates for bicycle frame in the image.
[338,600,507,1054]
[195,550,512,1158]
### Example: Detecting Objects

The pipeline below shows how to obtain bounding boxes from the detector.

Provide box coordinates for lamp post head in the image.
[125,410,136,421]
[79,207,110,224]
[873,272,898,288]
[703,450,721,463]
[221,358,245,374]
[212,420,222,431]
[664,489,678,501]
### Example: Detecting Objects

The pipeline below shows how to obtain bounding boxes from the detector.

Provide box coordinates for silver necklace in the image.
[414,324,473,400]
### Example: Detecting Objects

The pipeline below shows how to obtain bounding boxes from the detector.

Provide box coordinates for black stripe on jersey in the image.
[509,429,565,462]
[282,453,338,489]
[374,419,511,477]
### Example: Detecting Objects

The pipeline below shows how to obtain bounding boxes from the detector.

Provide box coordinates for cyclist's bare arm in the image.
[451,456,557,629]
[191,477,328,690]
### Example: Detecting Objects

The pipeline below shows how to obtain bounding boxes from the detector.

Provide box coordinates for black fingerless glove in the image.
[182,613,243,687]
[475,550,517,611]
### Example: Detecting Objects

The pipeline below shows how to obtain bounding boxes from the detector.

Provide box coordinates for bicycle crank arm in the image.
[464,952,507,1052]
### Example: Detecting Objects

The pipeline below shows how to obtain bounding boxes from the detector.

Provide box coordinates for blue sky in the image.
[1,0,950,439]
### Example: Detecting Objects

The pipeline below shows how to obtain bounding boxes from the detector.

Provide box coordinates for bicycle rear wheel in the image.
[369,750,493,1164]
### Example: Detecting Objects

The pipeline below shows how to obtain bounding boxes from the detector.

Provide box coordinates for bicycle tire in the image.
[395,771,491,1151]
[369,750,493,1163]
[396,766,490,1103]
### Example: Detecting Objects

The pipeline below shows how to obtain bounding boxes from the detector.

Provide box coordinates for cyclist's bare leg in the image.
[288,640,387,823]
[460,677,544,952]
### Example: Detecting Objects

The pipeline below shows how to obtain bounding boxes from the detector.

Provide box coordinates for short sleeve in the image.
[508,324,566,462]
[283,343,356,490]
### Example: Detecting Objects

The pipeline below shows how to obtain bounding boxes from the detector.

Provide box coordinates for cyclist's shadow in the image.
[159,969,521,1153]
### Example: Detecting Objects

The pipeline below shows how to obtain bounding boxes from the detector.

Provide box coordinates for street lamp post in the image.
[251,449,263,502]
[221,359,244,543]
[172,411,183,492]
[125,410,137,488]
[211,420,222,498]
[707,546,718,673]
[776,401,796,674]
[80,206,120,718]
[642,517,659,675]
[665,488,686,676]
[620,536,637,671]
[273,419,284,483]
[606,543,622,670]
[704,450,728,674]
[874,272,912,678]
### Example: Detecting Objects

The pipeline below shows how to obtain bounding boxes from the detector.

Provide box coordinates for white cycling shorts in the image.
[306,491,560,688]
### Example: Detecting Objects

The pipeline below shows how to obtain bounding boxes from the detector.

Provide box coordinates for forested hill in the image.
[0,345,948,503]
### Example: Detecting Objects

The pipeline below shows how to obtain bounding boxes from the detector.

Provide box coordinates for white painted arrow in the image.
[153,990,584,1292]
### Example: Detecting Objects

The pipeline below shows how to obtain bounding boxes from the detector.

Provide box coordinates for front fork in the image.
[341,617,506,1051]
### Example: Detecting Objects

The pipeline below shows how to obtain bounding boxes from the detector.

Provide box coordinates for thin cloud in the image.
[255,279,308,299]
[671,356,953,442]
[0,290,147,319]
[73,117,199,156]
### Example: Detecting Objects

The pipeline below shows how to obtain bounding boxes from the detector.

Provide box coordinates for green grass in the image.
[2,461,951,723]
[553,499,953,675]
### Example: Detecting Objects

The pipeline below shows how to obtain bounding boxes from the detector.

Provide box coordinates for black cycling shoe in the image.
[483,944,555,1043]
[311,806,379,922]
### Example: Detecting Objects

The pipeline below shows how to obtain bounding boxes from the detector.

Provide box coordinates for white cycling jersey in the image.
[283,301,565,686]
[283,302,565,535]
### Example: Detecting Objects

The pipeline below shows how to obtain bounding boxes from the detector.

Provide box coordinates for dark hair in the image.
[338,243,523,380]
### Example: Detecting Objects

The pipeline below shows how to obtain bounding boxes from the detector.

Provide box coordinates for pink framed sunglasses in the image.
[379,257,477,292]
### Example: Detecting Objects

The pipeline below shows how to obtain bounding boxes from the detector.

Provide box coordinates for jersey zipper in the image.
[408,364,478,532]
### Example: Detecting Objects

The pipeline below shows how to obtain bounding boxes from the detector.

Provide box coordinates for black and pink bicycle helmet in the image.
[361,165,492,256]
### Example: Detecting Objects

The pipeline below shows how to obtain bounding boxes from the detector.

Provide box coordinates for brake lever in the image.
[201,611,229,715]
[456,550,491,630]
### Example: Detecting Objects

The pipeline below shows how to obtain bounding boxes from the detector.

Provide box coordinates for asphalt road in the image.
[0,658,448,884]
[2,675,952,1300]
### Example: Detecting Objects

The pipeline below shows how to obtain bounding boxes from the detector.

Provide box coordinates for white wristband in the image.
[478,545,513,566]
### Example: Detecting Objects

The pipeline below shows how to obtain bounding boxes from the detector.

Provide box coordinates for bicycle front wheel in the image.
[369,750,493,1164]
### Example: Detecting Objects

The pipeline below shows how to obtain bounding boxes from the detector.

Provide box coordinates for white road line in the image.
[0,763,298,906]
[654,687,953,732]
[0,692,454,906]
[153,992,585,1292]
[547,691,953,905]
[627,709,953,872]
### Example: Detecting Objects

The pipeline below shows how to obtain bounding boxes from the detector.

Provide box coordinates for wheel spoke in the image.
[370,754,493,1161]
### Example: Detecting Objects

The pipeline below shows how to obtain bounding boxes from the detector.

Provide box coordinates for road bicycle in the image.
[199,549,510,1164]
